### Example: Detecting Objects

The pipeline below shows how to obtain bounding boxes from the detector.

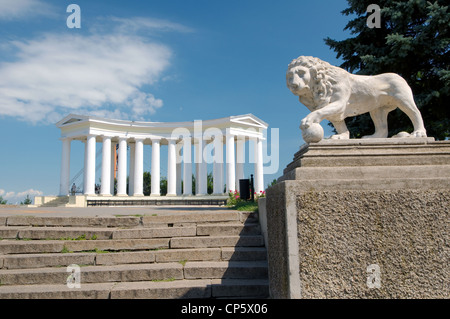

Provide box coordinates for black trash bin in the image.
[239,179,250,200]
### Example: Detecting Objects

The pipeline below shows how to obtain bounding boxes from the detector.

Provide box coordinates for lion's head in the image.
[286,56,342,108]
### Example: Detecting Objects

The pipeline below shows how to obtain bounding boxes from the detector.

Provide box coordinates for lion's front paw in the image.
[300,118,310,130]
[412,130,427,138]
[300,114,320,130]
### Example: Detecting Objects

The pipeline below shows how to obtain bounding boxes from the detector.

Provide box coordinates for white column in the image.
[226,132,236,193]
[110,142,116,195]
[167,139,177,196]
[183,138,192,195]
[213,136,224,195]
[197,139,207,195]
[116,137,127,196]
[176,144,182,196]
[133,138,144,196]
[100,136,111,196]
[194,143,200,195]
[128,142,135,196]
[236,136,245,191]
[84,135,96,195]
[255,137,264,193]
[59,138,71,196]
[151,138,161,196]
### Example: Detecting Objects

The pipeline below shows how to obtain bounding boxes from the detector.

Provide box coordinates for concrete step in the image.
[0,238,170,254]
[142,211,241,224]
[0,279,269,299]
[39,197,70,208]
[0,263,184,285]
[1,252,97,269]
[184,261,268,280]
[15,227,113,240]
[112,226,197,239]
[4,216,141,228]
[196,223,261,236]
[3,212,256,227]
[0,261,267,286]
[170,235,264,248]
[0,247,267,270]
[0,224,260,240]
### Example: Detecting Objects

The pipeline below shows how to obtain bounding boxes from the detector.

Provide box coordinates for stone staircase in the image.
[39,196,70,207]
[0,210,268,299]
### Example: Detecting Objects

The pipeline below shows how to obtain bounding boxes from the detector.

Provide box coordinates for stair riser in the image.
[112,227,196,239]
[1,225,261,241]
[1,247,267,270]
[0,239,170,254]
[0,266,183,285]
[2,254,96,270]
[170,236,264,249]
[0,280,269,299]
[6,216,141,228]
[17,229,113,240]
[197,224,261,236]
[184,266,268,280]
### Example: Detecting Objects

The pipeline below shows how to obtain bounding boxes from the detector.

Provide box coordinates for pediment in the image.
[230,114,268,128]
[55,114,88,127]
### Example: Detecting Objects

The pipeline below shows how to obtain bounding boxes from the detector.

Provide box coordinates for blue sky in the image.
[0,0,354,203]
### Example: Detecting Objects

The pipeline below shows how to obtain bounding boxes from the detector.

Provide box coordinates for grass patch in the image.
[59,234,98,241]
[84,248,109,254]
[61,245,73,254]
[178,259,187,266]
[228,200,259,212]
[151,277,176,282]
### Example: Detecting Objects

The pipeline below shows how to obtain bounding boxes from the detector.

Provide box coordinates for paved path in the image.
[0,206,233,217]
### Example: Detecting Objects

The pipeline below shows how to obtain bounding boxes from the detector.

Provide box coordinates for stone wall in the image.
[264,139,450,299]
[265,181,449,299]
[296,188,449,298]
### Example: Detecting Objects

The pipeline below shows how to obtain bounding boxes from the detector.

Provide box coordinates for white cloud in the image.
[0,31,172,123]
[0,188,43,204]
[105,16,194,34]
[0,0,54,20]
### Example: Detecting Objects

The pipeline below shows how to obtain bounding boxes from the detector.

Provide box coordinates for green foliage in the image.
[143,171,151,196]
[268,179,277,188]
[325,0,449,139]
[0,196,7,205]
[20,195,32,205]
[207,172,213,194]
[227,190,264,212]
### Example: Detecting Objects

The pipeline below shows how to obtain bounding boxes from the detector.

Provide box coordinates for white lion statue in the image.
[286,56,427,142]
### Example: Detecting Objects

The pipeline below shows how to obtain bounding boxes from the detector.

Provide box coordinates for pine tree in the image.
[325,0,449,139]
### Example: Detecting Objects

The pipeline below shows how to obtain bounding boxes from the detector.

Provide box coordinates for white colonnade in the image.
[56,114,268,198]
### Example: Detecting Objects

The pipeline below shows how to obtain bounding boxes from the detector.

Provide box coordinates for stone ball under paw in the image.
[302,123,324,143]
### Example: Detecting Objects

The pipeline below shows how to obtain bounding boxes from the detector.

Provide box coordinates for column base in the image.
[116,194,128,197]
[99,193,113,197]
[150,194,161,197]
[166,194,177,197]
[133,193,144,197]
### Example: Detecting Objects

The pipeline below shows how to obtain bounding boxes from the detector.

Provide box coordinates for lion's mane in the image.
[287,56,344,108]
